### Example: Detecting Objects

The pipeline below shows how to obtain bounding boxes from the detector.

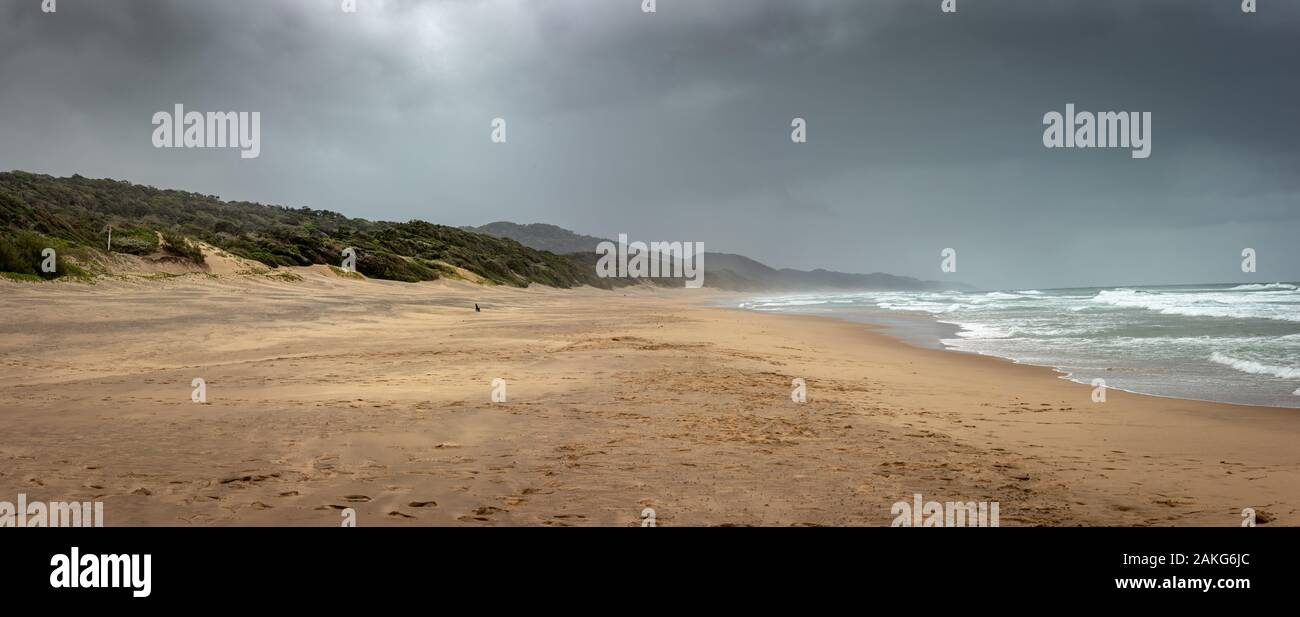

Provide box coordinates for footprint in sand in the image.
[456,505,505,522]
[341,494,371,503]
[407,501,438,508]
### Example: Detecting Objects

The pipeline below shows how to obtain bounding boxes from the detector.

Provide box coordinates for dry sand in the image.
[1,268,1296,526]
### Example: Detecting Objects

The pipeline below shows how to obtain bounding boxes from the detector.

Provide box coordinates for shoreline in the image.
[728,299,1300,411]
[743,304,1289,413]
[1,275,1297,526]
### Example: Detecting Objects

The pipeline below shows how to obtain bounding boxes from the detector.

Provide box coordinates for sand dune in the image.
[1,269,1296,526]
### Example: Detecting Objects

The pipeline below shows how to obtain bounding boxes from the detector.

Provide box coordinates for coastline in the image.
[727,300,1300,524]
[732,295,1300,410]
[1,274,1296,526]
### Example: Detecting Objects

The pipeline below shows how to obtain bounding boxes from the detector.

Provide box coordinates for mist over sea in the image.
[740,283,1300,408]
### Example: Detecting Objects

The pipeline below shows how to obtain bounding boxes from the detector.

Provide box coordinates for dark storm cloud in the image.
[1,0,1296,289]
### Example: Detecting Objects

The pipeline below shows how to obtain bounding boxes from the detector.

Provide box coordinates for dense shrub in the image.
[109,226,159,255]
[0,171,601,286]
[0,168,598,284]
[161,230,205,264]
[0,231,70,279]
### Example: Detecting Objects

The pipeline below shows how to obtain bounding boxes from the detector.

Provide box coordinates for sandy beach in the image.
[1,268,1296,527]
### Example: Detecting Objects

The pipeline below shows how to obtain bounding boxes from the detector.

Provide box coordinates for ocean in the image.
[738,283,1300,408]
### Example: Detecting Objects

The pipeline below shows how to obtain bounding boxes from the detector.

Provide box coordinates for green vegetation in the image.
[267,271,303,282]
[464,221,607,255]
[0,171,612,287]
[110,226,159,255]
[136,272,183,280]
[0,230,88,281]
[161,230,205,264]
[327,265,365,280]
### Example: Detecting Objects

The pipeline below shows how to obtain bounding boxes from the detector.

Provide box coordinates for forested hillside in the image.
[0,171,604,287]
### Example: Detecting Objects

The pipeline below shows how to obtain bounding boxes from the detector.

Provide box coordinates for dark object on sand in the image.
[475,303,481,312]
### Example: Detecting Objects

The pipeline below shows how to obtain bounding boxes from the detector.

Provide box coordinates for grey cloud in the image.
[1,0,1297,289]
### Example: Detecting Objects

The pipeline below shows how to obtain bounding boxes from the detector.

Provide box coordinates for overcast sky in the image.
[1,0,1297,289]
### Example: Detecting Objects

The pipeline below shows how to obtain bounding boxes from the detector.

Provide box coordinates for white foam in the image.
[950,322,1013,339]
[741,298,829,309]
[1230,283,1298,291]
[1210,352,1300,379]
[1092,289,1300,322]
